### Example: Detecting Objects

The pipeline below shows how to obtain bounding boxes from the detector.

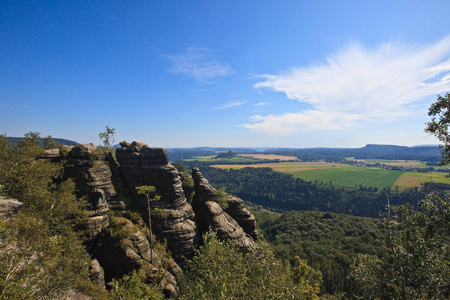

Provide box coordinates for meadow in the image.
[211,161,450,190]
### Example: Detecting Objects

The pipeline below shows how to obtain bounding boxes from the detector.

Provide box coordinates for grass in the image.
[394,172,450,189]
[289,167,405,190]
[212,161,450,190]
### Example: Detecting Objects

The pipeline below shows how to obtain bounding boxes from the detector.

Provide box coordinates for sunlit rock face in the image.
[115,141,199,261]
[191,168,256,252]
[43,144,115,246]
[225,195,258,240]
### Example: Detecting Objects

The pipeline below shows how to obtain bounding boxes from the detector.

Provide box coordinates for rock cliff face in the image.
[115,142,199,261]
[191,168,256,252]
[46,141,258,296]
[225,195,258,240]
[43,144,114,247]
[91,217,181,297]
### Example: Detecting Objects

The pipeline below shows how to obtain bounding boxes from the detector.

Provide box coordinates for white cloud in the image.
[216,100,247,110]
[246,36,450,135]
[253,102,270,106]
[164,47,234,83]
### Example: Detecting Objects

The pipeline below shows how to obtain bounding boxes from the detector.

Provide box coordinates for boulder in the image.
[0,196,23,218]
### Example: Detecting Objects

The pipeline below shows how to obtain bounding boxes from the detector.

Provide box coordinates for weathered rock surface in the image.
[44,141,258,297]
[115,142,199,260]
[89,259,105,288]
[91,217,153,281]
[225,195,258,240]
[0,196,23,218]
[44,144,114,246]
[192,168,256,252]
[91,217,181,297]
[64,144,116,207]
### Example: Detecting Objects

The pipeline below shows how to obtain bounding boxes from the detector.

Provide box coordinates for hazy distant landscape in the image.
[171,144,449,190]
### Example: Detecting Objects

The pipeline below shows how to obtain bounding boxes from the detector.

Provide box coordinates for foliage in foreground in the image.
[179,230,322,300]
[0,133,91,298]
[108,269,163,300]
[351,193,450,299]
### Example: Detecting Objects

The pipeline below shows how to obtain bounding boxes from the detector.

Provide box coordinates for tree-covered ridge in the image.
[194,165,428,217]
[263,144,441,163]
[251,207,384,296]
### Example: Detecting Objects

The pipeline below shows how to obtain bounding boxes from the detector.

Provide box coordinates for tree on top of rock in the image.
[99,126,116,148]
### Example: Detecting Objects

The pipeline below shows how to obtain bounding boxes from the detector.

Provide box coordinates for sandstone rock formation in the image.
[91,217,181,297]
[225,195,258,240]
[43,141,259,297]
[0,196,23,218]
[191,168,256,252]
[43,144,113,246]
[89,259,105,288]
[115,142,199,261]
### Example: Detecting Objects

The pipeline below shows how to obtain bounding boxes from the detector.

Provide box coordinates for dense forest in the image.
[182,164,431,218]
[251,207,384,296]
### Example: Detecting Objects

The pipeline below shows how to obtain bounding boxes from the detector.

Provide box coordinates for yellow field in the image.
[394,172,450,189]
[238,154,299,161]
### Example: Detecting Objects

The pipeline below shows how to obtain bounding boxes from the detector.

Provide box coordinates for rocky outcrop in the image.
[225,195,258,240]
[91,217,181,297]
[43,144,114,246]
[65,144,116,205]
[43,141,259,297]
[89,259,105,288]
[115,142,198,261]
[0,196,23,218]
[191,168,256,252]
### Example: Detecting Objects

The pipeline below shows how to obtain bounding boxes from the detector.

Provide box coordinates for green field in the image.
[288,166,406,189]
[212,161,450,190]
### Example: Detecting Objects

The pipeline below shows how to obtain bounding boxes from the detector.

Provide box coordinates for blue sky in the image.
[1,1,450,148]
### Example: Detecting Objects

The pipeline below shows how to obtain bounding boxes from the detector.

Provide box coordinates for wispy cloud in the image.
[164,47,234,83]
[245,36,450,135]
[253,102,270,106]
[216,100,247,110]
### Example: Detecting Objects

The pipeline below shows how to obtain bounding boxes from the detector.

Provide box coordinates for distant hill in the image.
[169,144,441,164]
[166,147,258,162]
[7,137,78,147]
[264,144,441,163]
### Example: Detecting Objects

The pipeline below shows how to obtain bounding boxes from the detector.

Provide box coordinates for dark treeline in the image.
[166,147,258,162]
[265,144,441,163]
[188,165,434,218]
